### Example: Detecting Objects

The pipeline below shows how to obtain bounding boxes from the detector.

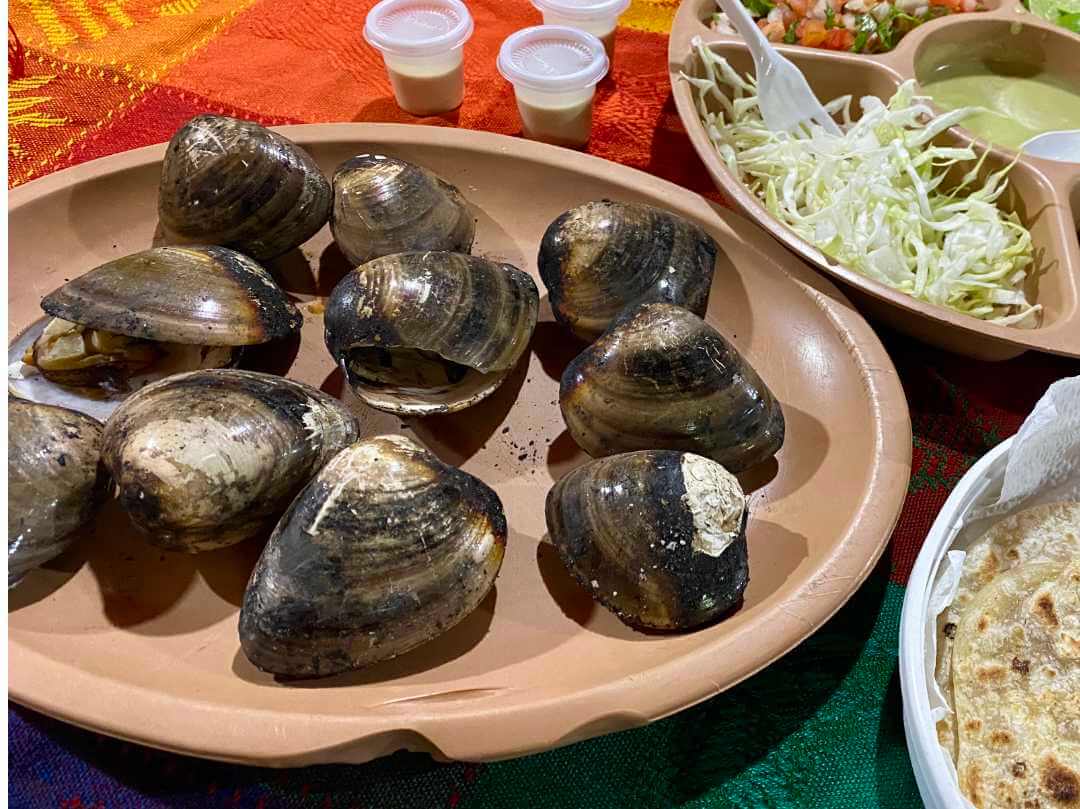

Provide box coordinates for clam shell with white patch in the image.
[100,369,360,553]
[239,434,507,678]
[545,449,749,631]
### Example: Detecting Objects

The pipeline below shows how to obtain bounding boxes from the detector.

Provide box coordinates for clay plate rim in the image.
[667,0,1080,360]
[8,124,911,766]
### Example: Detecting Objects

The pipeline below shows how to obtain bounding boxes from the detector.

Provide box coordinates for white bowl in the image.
[898,438,1014,809]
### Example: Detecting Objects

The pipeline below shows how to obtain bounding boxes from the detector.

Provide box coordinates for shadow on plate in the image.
[743,520,810,604]
[231,587,499,689]
[81,501,251,636]
[409,352,531,468]
[535,540,675,642]
[531,316,586,383]
[240,331,302,378]
[8,540,89,611]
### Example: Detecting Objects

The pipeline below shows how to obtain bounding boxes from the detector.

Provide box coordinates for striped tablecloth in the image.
[8,2,1080,806]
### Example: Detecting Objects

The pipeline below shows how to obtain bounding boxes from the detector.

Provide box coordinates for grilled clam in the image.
[324,251,539,415]
[8,399,106,586]
[538,200,718,341]
[240,434,506,678]
[560,303,784,473]
[158,114,331,260]
[101,369,360,553]
[331,155,475,267]
[11,246,301,416]
[546,450,749,631]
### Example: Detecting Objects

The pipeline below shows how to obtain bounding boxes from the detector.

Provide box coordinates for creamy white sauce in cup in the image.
[364,0,474,116]
[530,0,629,64]
[497,26,609,149]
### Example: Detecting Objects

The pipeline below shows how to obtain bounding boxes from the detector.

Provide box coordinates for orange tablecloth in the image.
[9,0,706,192]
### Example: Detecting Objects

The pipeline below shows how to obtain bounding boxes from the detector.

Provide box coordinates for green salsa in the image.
[920,60,1080,151]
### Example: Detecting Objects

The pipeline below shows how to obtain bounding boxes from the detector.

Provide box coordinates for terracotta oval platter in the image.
[8,124,911,766]
[669,0,1080,361]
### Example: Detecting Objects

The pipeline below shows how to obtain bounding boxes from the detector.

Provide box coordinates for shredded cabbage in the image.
[682,41,1040,327]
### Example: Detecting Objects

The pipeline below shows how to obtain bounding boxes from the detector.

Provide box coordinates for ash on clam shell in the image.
[101,369,360,553]
[239,434,507,678]
[545,449,750,631]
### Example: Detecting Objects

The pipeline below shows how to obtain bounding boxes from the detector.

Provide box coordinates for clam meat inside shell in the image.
[331,154,475,267]
[158,114,331,261]
[560,303,784,473]
[538,200,719,341]
[11,246,301,413]
[324,251,539,415]
[9,398,106,586]
[546,449,749,631]
[240,434,507,678]
[101,369,360,553]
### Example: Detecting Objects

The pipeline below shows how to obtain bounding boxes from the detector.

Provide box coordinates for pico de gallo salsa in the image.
[710,0,980,53]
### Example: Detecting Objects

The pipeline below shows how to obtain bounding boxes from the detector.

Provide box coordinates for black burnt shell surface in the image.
[40,246,301,346]
[239,435,507,678]
[8,399,106,586]
[100,369,360,553]
[538,199,719,341]
[158,115,331,261]
[545,449,749,631]
[560,303,785,473]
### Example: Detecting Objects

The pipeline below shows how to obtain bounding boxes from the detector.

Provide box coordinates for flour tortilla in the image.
[953,560,1079,809]
[936,502,1080,755]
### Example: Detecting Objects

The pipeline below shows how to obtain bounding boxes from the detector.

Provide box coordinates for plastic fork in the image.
[714,0,842,136]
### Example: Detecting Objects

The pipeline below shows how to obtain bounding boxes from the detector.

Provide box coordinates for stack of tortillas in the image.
[934,501,1080,809]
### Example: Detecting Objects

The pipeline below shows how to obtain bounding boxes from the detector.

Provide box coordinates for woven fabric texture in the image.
[8,1,1080,806]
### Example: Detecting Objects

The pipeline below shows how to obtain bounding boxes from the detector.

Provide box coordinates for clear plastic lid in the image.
[497,25,609,93]
[363,0,475,58]
[531,0,630,21]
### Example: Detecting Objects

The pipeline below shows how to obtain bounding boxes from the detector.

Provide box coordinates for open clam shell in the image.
[39,246,301,346]
[330,154,476,267]
[8,399,106,586]
[239,434,507,678]
[669,1,1080,360]
[8,246,301,418]
[324,251,539,415]
[538,200,719,341]
[546,449,749,631]
[158,114,331,261]
[101,369,360,553]
[560,303,784,473]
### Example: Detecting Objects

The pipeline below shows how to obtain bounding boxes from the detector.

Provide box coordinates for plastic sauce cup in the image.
[497,26,609,149]
[364,0,474,116]
[530,0,629,63]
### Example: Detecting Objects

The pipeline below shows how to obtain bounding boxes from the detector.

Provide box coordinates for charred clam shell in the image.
[560,303,784,473]
[9,399,106,586]
[15,246,301,402]
[158,114,331,260]
[324,251,539,415]
[538,200,718,341]
[240,434,507,678]
[331,154,475,267]
[546,450,749,631]
[101,369,360,553]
